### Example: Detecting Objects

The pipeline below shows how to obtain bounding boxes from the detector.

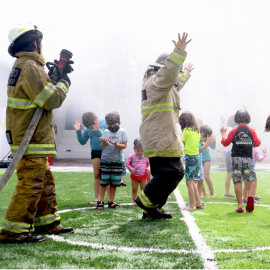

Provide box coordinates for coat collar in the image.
[15,52,46,66]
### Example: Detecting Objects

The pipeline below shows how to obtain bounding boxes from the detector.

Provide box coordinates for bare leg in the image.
[204,161,216,198]
[193,181,203,208]
[248,180,256,198]
[140,180,147,190]
[251,179,257,198]
[106,185,111,202]
[92,158,101,201]
[131,179,139,205]
[186,180,196,209]
[97,185,107,209]
[197,180,204,201]
[225,171,233,195]
[243,180,249,200]
[109,186,119,207]
[201,182,208,197]
[234,182,243,210]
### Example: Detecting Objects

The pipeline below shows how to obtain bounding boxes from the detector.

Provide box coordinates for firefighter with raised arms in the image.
[135,32,194,219]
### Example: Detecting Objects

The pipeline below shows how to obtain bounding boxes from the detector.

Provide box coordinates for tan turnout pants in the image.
[0,157,63,241]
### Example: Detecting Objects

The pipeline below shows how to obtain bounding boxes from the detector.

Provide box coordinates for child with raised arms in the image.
[179,112,214,211]
[74,112,110,205]
[126,139,150,205]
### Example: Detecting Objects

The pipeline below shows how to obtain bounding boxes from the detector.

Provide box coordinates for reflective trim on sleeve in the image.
[7,97,37,109]
[178,73,190,82]
[168,51,185,65]
[56,81,69,94]
[11,144,56,156]
[2,219,31,233]
[34,212,61,227]
[138,190,159,209]
[34,82,55,107]
[141,103,178,116]
[143,148,182,158]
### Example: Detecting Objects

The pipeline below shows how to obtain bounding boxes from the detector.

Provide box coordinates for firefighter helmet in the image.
[150,52,170,68]
[8,23,43,56]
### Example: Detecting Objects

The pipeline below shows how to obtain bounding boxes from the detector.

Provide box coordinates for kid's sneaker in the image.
[246,196,254,212]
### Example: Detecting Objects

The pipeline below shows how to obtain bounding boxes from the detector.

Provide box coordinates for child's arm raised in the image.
[74,120,89,145]
[200,134,215,153]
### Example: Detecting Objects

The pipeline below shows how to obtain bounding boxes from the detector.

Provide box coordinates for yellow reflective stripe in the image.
[7,97,37,109]
[11,144,56,156]
[2,219,31,233]
[56,82,69,94]
[141,103,178,116]
[34,212,60,227]
[3,219,31,228]
[178,73,190,82]
[11,144,55,149]
[144,148,182,158]
[34,83,56,107]
[138,190,158,209]
[168,51,185,65]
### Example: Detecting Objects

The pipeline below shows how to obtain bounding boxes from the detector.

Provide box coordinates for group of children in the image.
[75,107,269,214]
[74,111,150,209]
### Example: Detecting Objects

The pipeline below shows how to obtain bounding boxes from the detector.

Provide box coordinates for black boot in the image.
[55,227,74,234]
[2,235,45,244]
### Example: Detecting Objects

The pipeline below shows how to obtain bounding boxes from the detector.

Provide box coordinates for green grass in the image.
[1,169,270,269]
[179,171,270,269]
[0,170,203,269]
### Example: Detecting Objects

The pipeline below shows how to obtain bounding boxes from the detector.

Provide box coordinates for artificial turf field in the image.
[1,169,270,269]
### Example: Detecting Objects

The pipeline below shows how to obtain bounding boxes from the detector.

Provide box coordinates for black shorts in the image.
[91,150,102,160]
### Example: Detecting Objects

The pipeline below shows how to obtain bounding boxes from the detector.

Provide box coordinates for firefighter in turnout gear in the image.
[0,23,74,244]
[135,32,194,219]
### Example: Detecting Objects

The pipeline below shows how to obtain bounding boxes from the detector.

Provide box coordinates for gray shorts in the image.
[232,157,256,184]
[225,152,232,172]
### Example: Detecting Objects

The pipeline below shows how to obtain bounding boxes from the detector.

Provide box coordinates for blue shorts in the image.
[225,151,232,172]
[232,157,256,184]
[195,164,204,180]
[184,154,200,180]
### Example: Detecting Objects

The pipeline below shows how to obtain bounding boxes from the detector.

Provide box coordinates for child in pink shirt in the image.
[243,146,267,203]
[126,139,150,205]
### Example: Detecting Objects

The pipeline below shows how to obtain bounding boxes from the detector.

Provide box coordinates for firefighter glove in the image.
[61,73,71,86]
[54,60,74,74]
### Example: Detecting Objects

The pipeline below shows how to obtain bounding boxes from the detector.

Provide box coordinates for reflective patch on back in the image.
[7,68,21,87]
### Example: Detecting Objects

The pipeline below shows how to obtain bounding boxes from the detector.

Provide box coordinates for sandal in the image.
[90,200,99,205]
[96,201,104,209]
[108,201,120,208]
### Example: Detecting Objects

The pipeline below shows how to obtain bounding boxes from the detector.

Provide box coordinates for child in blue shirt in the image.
[74,112,109,205]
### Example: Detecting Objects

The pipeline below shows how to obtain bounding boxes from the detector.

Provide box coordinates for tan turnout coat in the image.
[6,52,69,158]
[140,47,191,158]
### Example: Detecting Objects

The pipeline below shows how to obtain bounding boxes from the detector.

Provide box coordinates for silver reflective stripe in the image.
[168,51,185,65]
[35,83,55,106]
[3,222,30,230]
[178,73,189,82]
[56,82,69,94]
[34,213,60,224]
[7,98,37,109]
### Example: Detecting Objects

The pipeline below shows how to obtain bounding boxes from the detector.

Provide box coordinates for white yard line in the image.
[45,234,198,255]
[174,188,218,270]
